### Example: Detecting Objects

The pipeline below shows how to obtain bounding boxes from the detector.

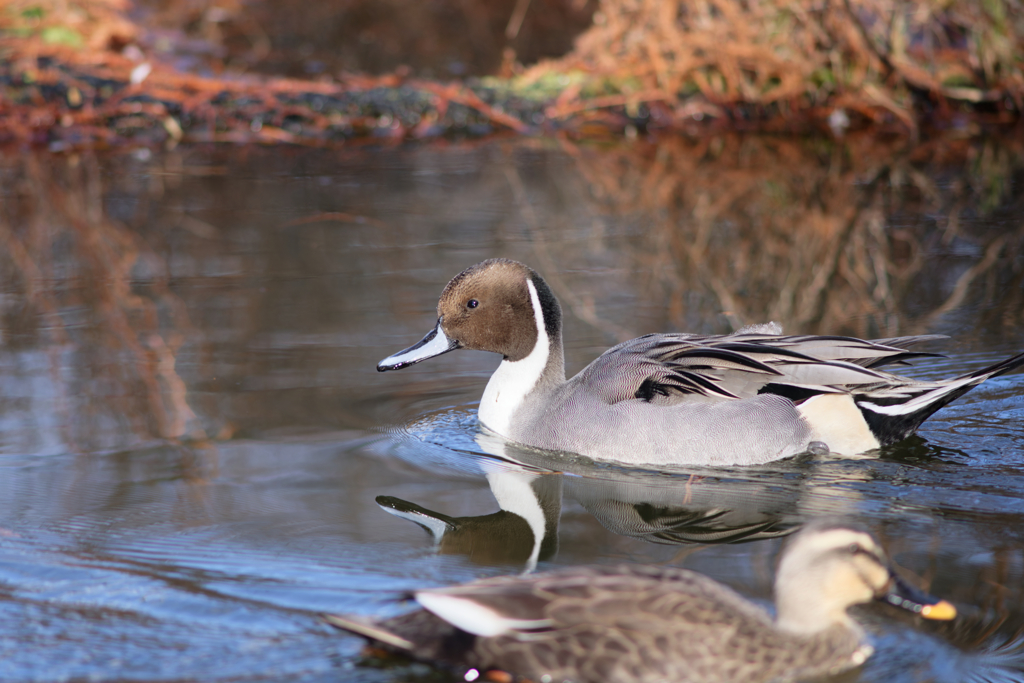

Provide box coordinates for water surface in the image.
[1,136,1023,681]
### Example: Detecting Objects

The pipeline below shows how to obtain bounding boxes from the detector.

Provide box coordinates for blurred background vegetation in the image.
[1,0,1022,138]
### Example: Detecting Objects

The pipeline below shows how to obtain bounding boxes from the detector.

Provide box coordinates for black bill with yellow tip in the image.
[881,573,957,621]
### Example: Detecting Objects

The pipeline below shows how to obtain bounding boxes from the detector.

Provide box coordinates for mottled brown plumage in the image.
[327,524,956,683]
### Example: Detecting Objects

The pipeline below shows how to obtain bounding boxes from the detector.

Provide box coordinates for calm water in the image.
[1,136,1024,682]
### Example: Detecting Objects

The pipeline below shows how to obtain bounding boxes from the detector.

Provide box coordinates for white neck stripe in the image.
[477,279,549,437]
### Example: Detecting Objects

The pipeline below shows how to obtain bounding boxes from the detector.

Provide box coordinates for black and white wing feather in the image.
[575,330,941,406]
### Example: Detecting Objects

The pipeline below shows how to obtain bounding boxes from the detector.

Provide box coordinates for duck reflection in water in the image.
[374,431,832,570]
[377,460,562,570]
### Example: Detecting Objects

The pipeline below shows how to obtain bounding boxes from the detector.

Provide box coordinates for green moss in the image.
[981,0,1006,28]
[679,80,700,96]
[941,73,976,87]
[478,70,594,102]
[41,25,83,47]
[811,68,837,87]
[762,180,790,205]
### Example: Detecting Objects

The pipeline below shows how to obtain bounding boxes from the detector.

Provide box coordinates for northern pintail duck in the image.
[327,523,956,683]
[378,259,1024,466]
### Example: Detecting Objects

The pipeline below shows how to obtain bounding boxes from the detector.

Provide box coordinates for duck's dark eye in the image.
[847,543,862,555]
[467,299,479,309]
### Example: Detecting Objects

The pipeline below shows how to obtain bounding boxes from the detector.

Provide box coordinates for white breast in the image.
[477,279,549,437]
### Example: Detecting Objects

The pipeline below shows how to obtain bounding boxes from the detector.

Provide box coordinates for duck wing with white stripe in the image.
[578,333,917,405]
[579,332,1024,449]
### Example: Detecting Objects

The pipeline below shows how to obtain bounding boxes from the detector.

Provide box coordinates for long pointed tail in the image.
[855,351,1024,446]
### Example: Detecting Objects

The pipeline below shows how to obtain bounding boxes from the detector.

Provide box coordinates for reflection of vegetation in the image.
[546,135,1024,338]
[0,154,203,452]
[932,543,1024,662]
[2,136,1022,454]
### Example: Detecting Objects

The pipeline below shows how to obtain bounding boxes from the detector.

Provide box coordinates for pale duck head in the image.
[774,523,956,637]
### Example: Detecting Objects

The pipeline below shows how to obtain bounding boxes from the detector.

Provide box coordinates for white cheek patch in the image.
[415,591,552,637]
[477,279,550,436]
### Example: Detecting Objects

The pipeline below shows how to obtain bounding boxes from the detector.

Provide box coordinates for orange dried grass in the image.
[0,0,138,51]
[532,0,1024,125]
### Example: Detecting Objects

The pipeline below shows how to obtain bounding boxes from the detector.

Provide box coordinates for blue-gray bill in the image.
[378,319,458,371]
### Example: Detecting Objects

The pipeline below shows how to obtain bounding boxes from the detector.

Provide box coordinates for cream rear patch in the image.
[478,279,549,437]
[797,393,881,455]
